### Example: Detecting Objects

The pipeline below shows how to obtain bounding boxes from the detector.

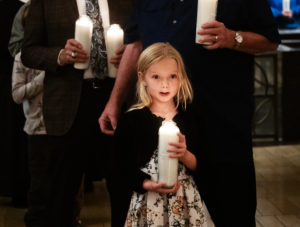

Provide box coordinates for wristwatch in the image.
[234,31,243,48]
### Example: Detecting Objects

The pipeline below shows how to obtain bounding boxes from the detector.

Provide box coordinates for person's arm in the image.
[12,53,44,104]
[21,0,61,72]
[21,0,88,72]
[113,113,151,193]
[99,40,143,135]
[198,0,280,54]
[197,21,278,55]
[8,2,28,58]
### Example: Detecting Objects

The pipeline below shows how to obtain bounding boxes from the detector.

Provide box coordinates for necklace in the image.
[151,109,177,121]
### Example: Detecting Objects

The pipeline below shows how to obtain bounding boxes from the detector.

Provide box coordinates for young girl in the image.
[113,42,213,226]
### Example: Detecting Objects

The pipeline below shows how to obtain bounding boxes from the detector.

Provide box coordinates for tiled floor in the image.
[254,145,300,227]
[1,144,300,227]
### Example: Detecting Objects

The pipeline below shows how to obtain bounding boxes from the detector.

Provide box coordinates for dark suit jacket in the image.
[22,0,135,136]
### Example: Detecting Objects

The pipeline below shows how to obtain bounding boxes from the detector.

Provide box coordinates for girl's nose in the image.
[162,79,168,88]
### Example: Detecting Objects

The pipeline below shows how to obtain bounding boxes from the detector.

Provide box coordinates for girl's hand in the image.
[168,132,188,162]
[143,179,180,194]
[168,133,197,171]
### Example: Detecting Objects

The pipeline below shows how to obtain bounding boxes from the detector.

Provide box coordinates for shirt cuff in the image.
[57,49,64,66]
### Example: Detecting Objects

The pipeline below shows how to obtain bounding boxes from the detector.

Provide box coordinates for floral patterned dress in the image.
[125,149,209,227]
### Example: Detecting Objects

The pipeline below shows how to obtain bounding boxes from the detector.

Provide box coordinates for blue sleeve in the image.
[268,0,282,17]
[293,0,300,15]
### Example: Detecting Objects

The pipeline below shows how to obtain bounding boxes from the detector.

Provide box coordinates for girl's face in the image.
[140,58,180,106]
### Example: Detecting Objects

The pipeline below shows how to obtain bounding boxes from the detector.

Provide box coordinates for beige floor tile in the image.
[269,195,300,215]
[255,215,285,227]
[257,198,283,216]
[276,215,300,227]
[287,196,300,211]
[255,220,264,227]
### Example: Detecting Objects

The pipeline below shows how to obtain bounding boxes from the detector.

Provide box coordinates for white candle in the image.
[74,15,93,70]
[105,24,124,78]
[283,0,290,11]
[195,0,218,45]
[158,121,180,188]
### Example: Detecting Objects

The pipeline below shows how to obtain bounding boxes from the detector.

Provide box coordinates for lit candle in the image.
[74,15,93,70]
[283,0,290,11]
[158,121,180,188]
[105,24,124,78]
[195,0,218,45]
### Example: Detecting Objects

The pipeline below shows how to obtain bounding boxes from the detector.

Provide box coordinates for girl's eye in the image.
[152,75,159,79]
[170,74,177,79]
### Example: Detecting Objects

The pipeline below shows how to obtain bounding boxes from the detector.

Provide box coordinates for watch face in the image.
[236,33,243,43]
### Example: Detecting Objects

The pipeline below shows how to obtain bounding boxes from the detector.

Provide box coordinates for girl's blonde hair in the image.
[131,42,193,110]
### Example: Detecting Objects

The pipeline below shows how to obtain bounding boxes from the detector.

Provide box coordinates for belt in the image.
[83,77,114,90]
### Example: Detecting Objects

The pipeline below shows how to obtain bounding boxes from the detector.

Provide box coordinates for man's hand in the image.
[197,20,235,50]
[282,10,293,18]
[99,101,120,135]
[58,39,89,65]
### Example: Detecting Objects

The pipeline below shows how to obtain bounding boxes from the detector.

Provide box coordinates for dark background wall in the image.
[0,0,27,206]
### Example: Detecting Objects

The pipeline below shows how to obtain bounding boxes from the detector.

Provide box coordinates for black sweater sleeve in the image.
[113,112,151,194]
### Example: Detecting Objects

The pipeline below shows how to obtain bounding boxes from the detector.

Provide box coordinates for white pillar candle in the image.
[158,121,180,188]
[105,24,124,78]
[74,15,93,70]
[195,0,218,45]
[283,0,290,11]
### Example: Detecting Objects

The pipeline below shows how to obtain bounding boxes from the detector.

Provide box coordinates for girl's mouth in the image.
[160,92,170,96]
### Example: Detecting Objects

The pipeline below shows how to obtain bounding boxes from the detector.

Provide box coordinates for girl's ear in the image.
[138,72,147,86]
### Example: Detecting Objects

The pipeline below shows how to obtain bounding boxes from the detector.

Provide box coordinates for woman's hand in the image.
[143,179,180,194]
[58,39,89,65]
[110,44,125,68]
[197,20,235,50]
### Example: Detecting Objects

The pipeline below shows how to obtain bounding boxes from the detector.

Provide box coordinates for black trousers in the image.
[192,94,257,227]
[24,78,114,227]
[198,161,257,227]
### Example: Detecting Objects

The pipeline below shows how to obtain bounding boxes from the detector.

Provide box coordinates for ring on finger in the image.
[215,35,218,42]
[71,51,76,58]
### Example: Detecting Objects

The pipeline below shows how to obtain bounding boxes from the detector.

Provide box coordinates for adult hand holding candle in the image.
[74,15,93,70]
[105,24,124,78]
[158,121,180,188]
[196,0,218,45]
